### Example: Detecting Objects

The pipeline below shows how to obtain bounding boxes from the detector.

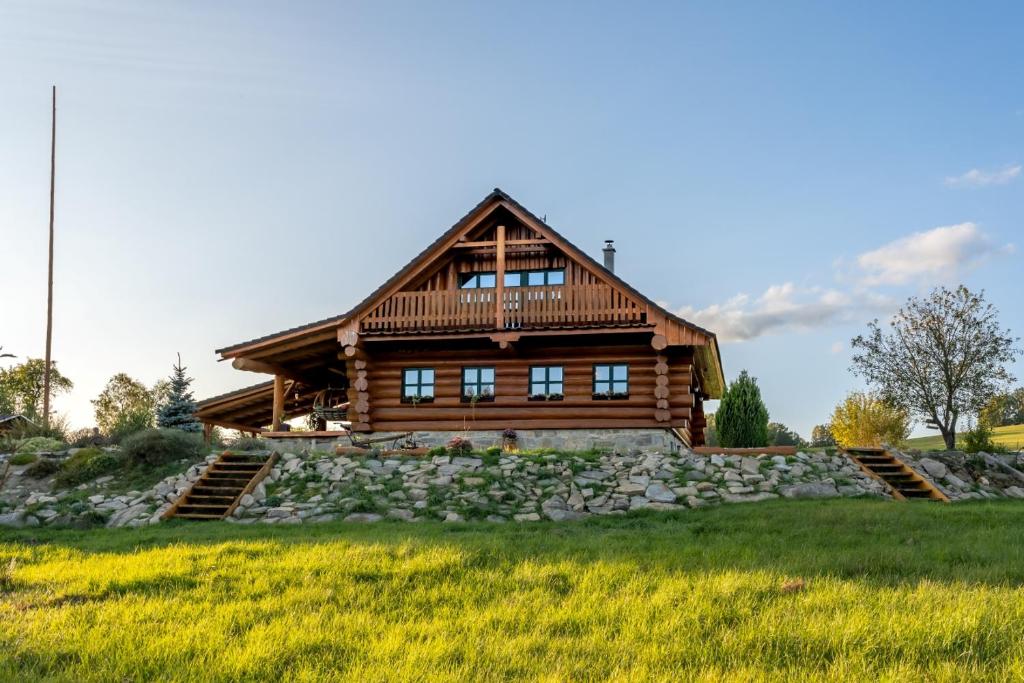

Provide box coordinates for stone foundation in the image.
[263,428,686,454]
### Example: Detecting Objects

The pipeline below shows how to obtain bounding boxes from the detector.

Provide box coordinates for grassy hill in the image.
[904,423,1024,451]
[4,500,1024,680]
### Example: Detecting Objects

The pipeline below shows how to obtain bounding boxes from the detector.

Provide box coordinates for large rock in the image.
[919,458,948,480]
[343,513,383,523]
[779,480,839,499]
[546,508,586,522]
[0,512,25,528]
[644,482,677,503]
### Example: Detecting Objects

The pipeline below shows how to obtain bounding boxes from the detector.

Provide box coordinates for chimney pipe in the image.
[602,240,616,272]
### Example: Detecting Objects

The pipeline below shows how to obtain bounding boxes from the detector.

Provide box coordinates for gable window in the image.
[459,272,496,289]
[529,366,563,400]
[402,368,435,403]
[504,268,565,287]
[461,367,495,402]
[593,364,629,399]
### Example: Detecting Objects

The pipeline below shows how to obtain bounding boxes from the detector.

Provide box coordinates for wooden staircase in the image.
[164,451,279,520]
[843,447,949,502]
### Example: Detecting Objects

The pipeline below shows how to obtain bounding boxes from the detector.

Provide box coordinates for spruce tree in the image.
[716,370,770,448]
[156,354,201,432]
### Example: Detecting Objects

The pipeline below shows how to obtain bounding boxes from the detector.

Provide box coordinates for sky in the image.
[1,1,1021,438]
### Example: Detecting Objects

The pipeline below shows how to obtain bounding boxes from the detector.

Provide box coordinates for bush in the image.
[225,436,264,452]
[15,437,66,454]
[68,428,106,448]
[962,421,1006,454]
[830,392,910,448]
[121,429,204,467]
[446,436,473,456]
[24,458,59,479]
[8,453,37,466]
[56,447,124,487]
[716,371,770,448]
[485,445,502,457]
[427,446,447,458]
[108,410,155,443]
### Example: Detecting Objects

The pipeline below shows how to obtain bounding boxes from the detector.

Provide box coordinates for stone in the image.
[644,482,677,503]
[919,458,948,480]
[443,512,464,522]
[779,481,839,499]
[238,494,255,508]
[88,495,106,505]
[546,508,586,522]
[740,457,761,475]
[266,507,294,519]
[387,509,416,521]
[513,512,541,522]
[0,512,25,527]
[617,481,647,495]
[343,513,383,523]
[944,474,968,489]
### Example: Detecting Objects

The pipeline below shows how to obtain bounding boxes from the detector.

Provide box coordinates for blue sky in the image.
[1,1,1021,438]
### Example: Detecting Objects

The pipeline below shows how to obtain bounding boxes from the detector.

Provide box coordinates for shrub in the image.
[485,446,501,457]
[962,421,1006,454]
[121,428,204,467]
[56,447,124,487]
[716,371,770,448]
[15,436,66,454]
[8,452,37,466]
[446,436,473,455]
[427,446,447,458]
[68,428,105,448]
[225,436,264,452]
[829,392,910,448]
[24,458,59,479]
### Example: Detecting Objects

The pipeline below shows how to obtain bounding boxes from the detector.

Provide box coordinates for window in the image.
[402,368,435,403]
[529,366,564,399]
[593,364,629,399]
[504,269,565,287]
[459,272,496,289]
[461,367,495,402]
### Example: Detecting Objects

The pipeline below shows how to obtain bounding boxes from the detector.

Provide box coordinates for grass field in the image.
[904,423,1024,452]
[4,500,1024,681]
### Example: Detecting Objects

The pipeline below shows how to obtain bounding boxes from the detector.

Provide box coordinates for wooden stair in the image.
[843,447,949,502]
[163,451,279,520]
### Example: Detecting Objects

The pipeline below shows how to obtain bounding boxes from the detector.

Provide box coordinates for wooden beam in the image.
[495,224,506,331]
[453,238,550,249]
[231,357,316,386]
[272,375,285,431]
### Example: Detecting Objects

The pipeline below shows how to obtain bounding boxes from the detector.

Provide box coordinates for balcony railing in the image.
[360,284,646,333]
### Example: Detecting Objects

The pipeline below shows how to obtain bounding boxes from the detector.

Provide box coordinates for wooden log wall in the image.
[356,343,699,441]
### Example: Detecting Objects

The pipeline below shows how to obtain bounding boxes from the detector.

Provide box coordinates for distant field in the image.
[904,423,1024,452]
[4,500,1024,681]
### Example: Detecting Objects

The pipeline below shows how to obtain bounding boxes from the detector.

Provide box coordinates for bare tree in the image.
[851,285,1021,449]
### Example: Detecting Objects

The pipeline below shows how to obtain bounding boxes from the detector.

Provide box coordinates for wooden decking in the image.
[163,451,279,520]
[843,447,949,502]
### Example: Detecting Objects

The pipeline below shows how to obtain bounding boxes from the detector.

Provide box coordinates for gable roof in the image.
[218,188,719,357]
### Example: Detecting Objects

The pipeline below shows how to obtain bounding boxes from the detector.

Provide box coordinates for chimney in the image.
[602,240,616,272]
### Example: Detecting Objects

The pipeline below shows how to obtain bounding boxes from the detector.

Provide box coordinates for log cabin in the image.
[196,189,724,448]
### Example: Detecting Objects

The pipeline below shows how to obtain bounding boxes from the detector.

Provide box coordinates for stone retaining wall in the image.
[263,428,685,454]
[230,448,891,524]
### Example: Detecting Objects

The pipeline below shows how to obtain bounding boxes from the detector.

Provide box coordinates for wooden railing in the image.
[361,284,645,333]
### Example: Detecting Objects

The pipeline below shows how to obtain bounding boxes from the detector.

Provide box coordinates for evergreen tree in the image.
[716,370,770,448]
[156,354,201,432]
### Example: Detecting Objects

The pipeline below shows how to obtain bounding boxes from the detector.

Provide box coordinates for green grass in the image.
[904,423,1024,452]
[4,500,1024,681]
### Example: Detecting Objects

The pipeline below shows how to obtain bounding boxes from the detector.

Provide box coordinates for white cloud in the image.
[944,164,1020,188]
[675,283,891,343]
[830,341,845,354]
[856,222,1013,286]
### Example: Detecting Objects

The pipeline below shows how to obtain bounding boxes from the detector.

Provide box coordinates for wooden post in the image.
[495,224,505,330]
[272,375,285,431]
[202,422,213,446]
[42,85,56,429]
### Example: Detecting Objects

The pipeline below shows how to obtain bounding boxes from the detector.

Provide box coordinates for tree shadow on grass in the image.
[3,499,1024,589]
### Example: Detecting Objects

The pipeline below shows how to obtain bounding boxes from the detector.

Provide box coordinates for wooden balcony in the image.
[360,284,646,333]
